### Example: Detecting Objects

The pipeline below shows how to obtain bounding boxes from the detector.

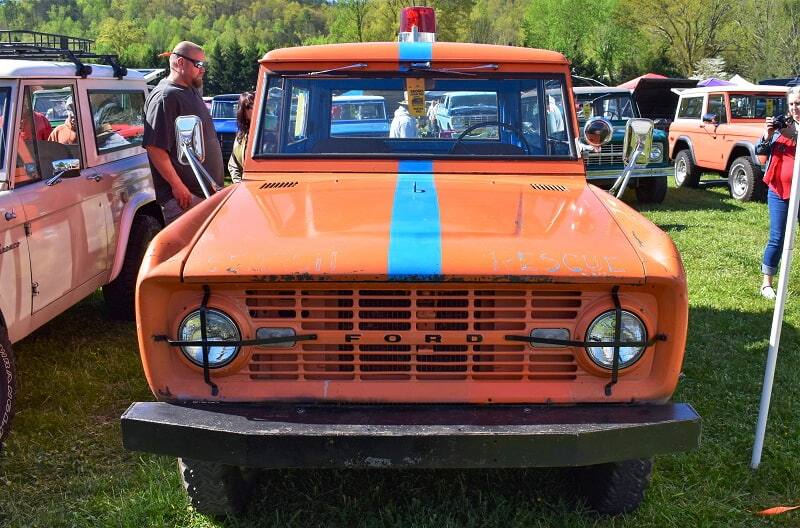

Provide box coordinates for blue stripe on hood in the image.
[388,160,442,279]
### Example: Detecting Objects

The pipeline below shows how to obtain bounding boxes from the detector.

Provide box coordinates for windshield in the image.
[730,94,788,118]
[0,88,8,171]
[255,75,574,158]
[212,100,237,119]
[574,92,637,122]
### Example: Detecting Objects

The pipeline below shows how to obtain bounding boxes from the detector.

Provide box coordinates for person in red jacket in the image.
[757,86,800,300]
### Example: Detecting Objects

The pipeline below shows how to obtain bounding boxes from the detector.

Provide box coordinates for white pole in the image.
[752,131,800,469]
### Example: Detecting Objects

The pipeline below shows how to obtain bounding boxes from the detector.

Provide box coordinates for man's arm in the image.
[145,145,192,209]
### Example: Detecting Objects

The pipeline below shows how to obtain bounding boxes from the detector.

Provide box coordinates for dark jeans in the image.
[762,188,796,275]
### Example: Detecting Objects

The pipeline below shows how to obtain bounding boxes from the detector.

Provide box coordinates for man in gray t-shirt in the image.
[143,40,223,224]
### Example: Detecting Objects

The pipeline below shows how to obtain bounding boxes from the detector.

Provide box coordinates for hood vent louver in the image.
[260,181,299,189]
[530,183,567,192]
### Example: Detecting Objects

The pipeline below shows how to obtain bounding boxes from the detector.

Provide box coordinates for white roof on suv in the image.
[675,85,788,96]
[0,60,146,80]
[573,87,631,94]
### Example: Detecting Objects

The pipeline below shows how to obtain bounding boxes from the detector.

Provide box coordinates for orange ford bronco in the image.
[0,31,162,449]
[121,8,700,518]
[669,85,788,201]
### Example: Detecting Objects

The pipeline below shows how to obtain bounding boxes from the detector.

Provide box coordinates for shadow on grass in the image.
[222,467,590,527]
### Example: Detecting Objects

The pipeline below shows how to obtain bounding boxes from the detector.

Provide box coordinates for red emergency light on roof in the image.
[398,6,436,43]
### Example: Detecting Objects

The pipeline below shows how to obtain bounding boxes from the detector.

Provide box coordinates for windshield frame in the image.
[0,86,10,177]
[253,72,578,161]
[574,91,639,123]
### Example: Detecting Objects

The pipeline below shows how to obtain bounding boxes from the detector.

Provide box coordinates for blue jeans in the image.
[763,189,793,275]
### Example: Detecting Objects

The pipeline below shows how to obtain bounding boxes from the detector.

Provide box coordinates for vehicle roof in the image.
[212,93,239,101]
[332,95,385,102]
[0,59,146,80]
[261,42,568,70]
[445,91,497,97]
[573,87,632,95]
[677,85,788,96]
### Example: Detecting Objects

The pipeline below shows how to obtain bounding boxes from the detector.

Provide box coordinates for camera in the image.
[772,114,791,130]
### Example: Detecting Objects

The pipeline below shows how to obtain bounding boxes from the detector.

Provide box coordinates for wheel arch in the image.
[725,142,760,174]
[108,194,164,284]
[670,136,695,162]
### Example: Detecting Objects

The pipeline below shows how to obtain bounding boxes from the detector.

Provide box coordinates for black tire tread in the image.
[580,458,653,515]
[674,150,700,188]
[635,176,668,204]
[103,214,161,320]
[0,326,16,451]
[178,458,256,518]
[728,156,764,202]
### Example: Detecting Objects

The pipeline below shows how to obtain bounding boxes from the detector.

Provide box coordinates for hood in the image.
[212,118,238,134]
[181,172,646,284]
[632,78,698,120]
[394,106,410,118]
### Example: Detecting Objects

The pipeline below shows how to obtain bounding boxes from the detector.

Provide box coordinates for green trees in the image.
[1,0,799,90]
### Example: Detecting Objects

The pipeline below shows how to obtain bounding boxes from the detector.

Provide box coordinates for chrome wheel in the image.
[674,158,687,185]
[730,162,748,199]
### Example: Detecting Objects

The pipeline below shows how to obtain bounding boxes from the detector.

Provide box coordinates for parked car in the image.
[32,86,72,127]
[433,91,498,136]
[121,9,700,518]
[330,95,390,137]
[0,30,163,450]
[211,93,239,164]
[669,85,788,201]
[574,86,670,204]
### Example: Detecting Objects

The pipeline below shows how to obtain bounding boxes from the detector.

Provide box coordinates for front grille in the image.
[584,143,624,166]
[245,288,581,382]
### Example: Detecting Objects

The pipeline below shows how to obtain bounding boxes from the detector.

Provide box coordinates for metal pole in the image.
[752,131,800,469]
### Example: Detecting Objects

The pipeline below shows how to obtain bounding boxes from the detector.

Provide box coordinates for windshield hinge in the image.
[23,222,31,237]
[31,281,39,296]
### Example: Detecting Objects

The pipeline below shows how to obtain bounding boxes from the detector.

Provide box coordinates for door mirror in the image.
[175,115,205,165]
[581,117,613,147]
[702,113,718,125]
[623,118,653,165]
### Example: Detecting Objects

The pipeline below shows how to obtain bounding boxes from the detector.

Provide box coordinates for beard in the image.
[192,76,203,92]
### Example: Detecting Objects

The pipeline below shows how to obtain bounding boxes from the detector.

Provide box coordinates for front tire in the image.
[673,150,700,188]
[728,156,765,202]
[578,458,653,515]
[635,176,668,204]
[178,458,260,518]
[0,327,16,452]
[103,214,161,320]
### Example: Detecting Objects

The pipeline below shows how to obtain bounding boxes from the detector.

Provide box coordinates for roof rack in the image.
[0,30,128,79]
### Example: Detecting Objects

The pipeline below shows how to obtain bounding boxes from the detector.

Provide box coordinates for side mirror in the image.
[175,115,205,165]
[581,117,613,148]
[623,118,653,165]
[702,113,718,125]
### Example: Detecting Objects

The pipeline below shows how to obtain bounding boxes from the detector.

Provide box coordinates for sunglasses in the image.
[174,53,207,70]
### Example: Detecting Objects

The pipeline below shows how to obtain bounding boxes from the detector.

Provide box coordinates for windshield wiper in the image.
[303,63,368,76]
[407,62,498,76]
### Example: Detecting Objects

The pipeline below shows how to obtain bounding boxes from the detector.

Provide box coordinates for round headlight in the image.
[585,310,647,369]
[649,144,663,162]
[179,309,241,368]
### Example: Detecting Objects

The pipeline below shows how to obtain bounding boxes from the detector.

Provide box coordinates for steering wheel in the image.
[448,120,532,155]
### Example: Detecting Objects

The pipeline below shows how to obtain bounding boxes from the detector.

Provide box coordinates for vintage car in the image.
[0,31,163,449]
[433,91,498,136]
[211,93,239,164]
[574,87,670,204]
[330,95,390,137]
[669,85,788,201]
[121,7,700,519]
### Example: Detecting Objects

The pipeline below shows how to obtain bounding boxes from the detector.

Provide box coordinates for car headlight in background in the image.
[452,116,464,129]
[179,309,241,368]
[585,310,647,369]
[649,143,663,162]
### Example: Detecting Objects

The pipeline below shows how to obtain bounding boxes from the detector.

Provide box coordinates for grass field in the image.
[4,179,800,527]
